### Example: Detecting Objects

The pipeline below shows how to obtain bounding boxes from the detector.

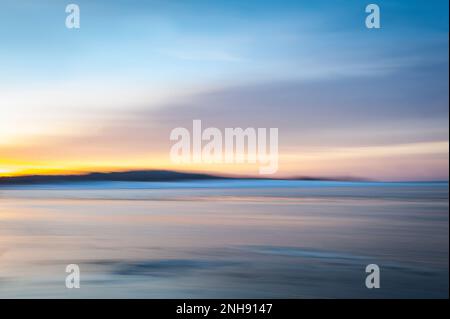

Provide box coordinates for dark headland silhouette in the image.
[0,170,368,185]
[0,170,222,185]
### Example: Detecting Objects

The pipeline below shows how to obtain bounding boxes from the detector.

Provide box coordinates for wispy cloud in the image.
[161,49,242,62]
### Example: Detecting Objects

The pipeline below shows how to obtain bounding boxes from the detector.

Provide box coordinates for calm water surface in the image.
[0,180,448,298]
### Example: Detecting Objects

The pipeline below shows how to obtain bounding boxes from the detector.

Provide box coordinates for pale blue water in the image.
[0,180,448,298]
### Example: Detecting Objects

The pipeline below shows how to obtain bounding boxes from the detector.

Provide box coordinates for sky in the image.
[0,0,448,181]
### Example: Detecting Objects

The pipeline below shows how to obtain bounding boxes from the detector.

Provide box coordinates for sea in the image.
[0,180,448,298]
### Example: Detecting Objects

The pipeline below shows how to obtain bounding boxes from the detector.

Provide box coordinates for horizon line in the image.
[0,169,448,184]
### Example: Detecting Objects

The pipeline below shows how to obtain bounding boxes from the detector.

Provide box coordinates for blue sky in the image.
[0,0,448,180]
[1,0,447,85]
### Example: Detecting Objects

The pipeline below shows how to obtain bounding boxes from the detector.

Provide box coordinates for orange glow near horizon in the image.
[1,140,449,181]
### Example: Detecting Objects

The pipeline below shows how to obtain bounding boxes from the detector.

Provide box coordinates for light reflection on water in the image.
[0,180,448,298]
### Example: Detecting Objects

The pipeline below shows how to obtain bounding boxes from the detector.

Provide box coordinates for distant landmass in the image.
[0,170,367,185]
[0,170,225,185]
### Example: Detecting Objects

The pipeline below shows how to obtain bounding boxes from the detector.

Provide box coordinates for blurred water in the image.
[0,180,448,298]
